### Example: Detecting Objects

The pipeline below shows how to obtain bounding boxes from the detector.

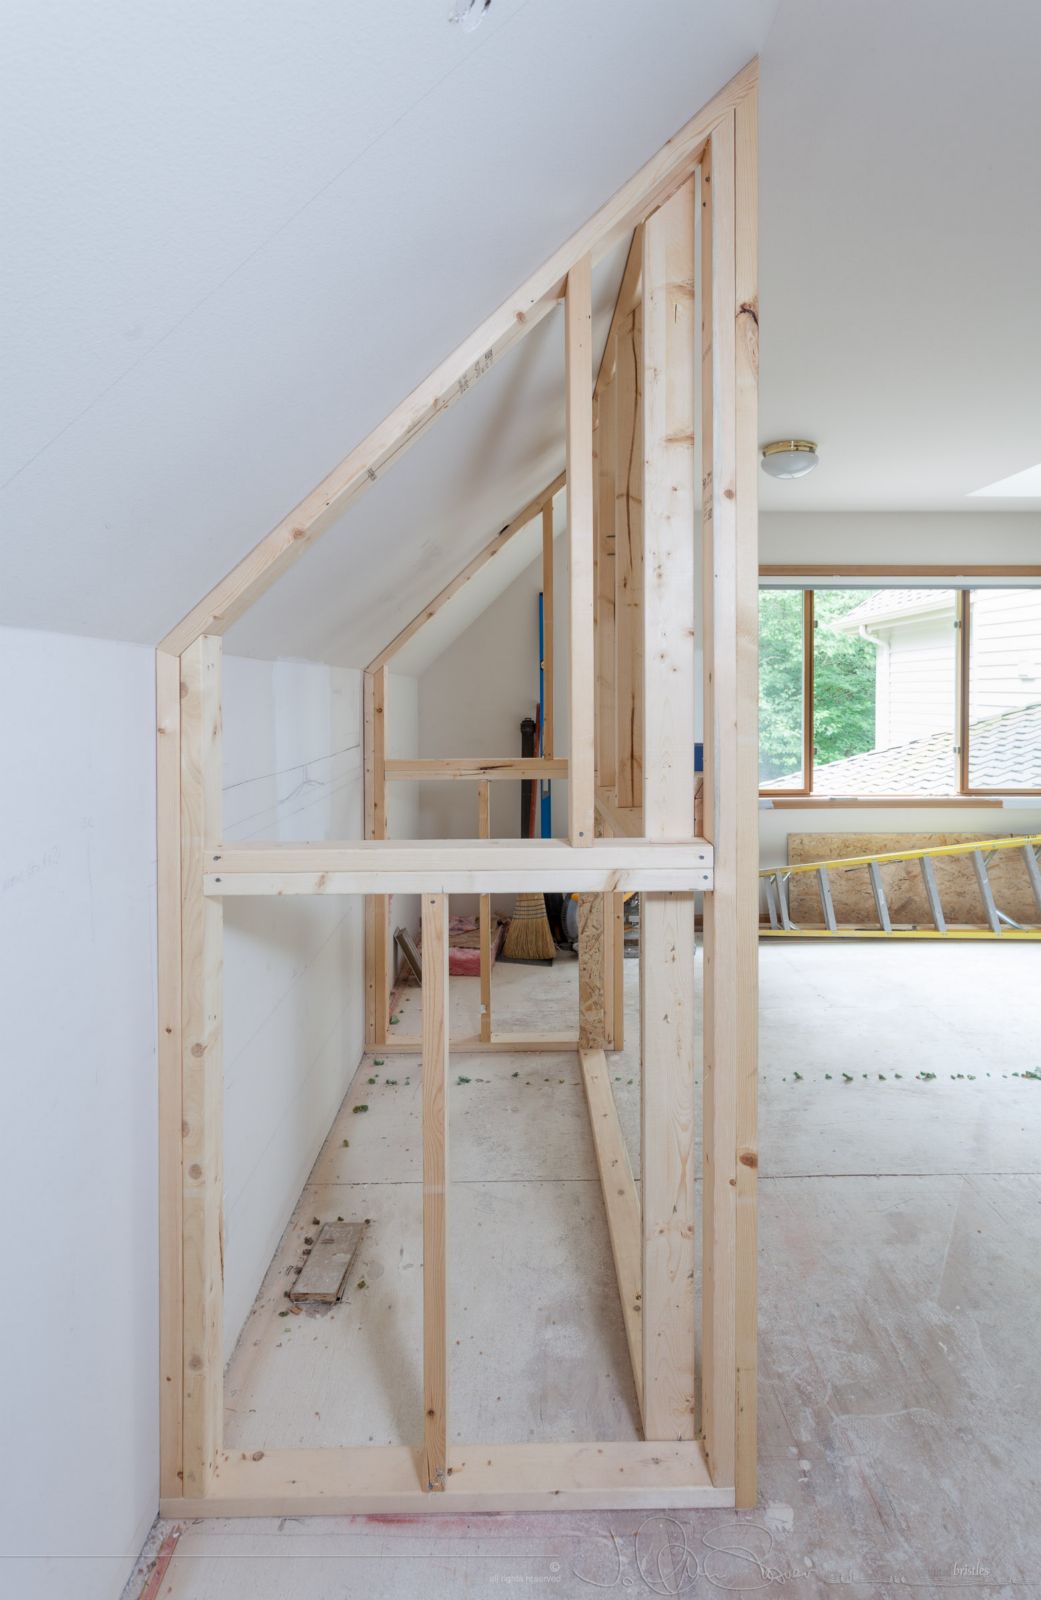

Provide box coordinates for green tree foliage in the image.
[758,589,877,782]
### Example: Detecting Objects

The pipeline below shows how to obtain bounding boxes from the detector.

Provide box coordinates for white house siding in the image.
[872,611,956,746]
[969,588,1041,719]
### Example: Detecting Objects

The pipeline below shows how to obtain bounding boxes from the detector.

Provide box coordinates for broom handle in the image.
[519,716,536,841]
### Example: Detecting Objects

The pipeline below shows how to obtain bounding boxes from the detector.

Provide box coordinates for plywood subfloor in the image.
[153,942,1041,1599]
[223,955,641,1453]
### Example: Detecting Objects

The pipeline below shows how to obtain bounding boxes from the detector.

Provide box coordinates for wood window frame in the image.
[758,566,1041,806]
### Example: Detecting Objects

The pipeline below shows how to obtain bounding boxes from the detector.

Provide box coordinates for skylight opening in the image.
[970,461,1041,497]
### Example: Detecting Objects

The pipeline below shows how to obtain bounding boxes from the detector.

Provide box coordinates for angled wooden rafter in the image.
[158,60,757,656]
[366,470,565,674]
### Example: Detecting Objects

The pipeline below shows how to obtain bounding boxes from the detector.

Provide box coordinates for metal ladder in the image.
[761,833,1041,940]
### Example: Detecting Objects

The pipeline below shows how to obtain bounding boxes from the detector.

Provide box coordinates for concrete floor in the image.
[144,942,1041,1599]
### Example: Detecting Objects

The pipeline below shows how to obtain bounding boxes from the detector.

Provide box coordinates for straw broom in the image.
[500,888,556,965]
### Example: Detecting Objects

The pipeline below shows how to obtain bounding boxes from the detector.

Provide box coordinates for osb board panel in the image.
[290,1221,365,1304]
[788,833,1038,928]
[578,893,606,1048]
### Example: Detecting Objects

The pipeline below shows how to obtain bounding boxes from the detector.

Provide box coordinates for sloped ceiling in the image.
[1,0,775,659]
[10,1,1034,668]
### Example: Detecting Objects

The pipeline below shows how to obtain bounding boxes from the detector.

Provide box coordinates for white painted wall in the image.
[221,656,366,1353]
[0,635,413,1600]
[221,659,419,1351]
[0,627,158,1600]
[758,513,1041,865]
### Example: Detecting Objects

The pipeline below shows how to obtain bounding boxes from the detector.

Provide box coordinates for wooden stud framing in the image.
[156,649,183,1497]
[700,102,759,1505]
[206,839,712,895]
[159,64,754,657]
[743,210,762,1461]
[567,255,596,846]
[612,893,626,1049]
[614,305,644,809]
[478,780,492,1043]
[163,1439,725,1517]
[157,62,758,1522]
[179,636,225,1498]
[640,177,698,1442]
[596,378,618,796]
[542,501,555,758]
[385,757,566,781]
[421,893,450,1490]
[367,474,565,674]
[364,666,390,1047]
[578,1048,643,1415]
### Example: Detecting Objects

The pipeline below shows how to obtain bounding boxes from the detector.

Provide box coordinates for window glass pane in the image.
[812,588,955,796]
[758,589,804,787]
[968,588,1041,789]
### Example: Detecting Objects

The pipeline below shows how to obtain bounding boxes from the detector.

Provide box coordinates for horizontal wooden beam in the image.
[161,1440,729,1518]
[158,61,755,654]
[385,757,567,782]
[579,1048,643,1419]
[366,472,565,673]
[205,839,712,896]
[374,1032,579,1054]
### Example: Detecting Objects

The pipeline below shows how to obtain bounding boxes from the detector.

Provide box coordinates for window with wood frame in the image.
[758,580,1041,799]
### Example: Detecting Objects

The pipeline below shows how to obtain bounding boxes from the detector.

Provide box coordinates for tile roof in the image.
[762,701,1041,794]
[830,588,954,631]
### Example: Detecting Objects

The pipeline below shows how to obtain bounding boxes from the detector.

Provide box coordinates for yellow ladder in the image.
[760,833,1041,940]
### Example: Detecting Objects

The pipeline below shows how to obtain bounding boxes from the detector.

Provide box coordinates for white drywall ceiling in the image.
[8,0,1035,664]
[0,0,775,653]
[759,0,1041,511]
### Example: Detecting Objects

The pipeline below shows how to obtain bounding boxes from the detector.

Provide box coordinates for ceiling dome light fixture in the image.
[761,439,819,480]
[449,0,492,31]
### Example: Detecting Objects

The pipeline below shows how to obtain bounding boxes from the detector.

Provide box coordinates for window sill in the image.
[757,794,1024,809]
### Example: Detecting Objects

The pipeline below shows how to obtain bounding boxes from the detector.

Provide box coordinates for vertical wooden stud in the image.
[365,666,390,1046]
[733,85,760,1510]
[615,307,644,809]
[602,887,616,1051]
[597,379,618,796]
[566,254,595,846]
[612,893,626,1049]
[542,502,555,760]
[157,649,183,1497]
[478,780,492,1043]
[179,635,224,1497]
[640,177,698,1442]
[363,671,377,1046]
[421,892,450,1490]
[701,99,759,1502]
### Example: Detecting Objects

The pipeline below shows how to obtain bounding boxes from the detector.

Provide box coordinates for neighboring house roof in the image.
[763,701,1041,794]
[830,588,954,632]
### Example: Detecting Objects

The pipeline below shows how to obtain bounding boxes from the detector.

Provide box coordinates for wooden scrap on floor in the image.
[289,1222,365,1305]
[394,926,423,984]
